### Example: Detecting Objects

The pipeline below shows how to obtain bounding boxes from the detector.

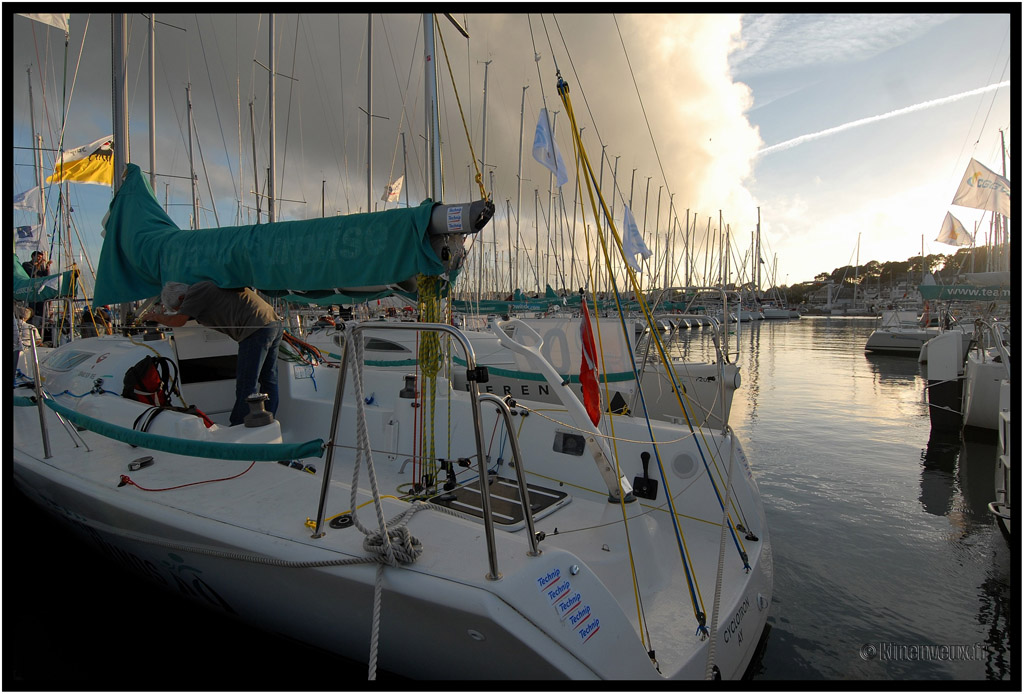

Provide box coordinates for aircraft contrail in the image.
[757,81,1010,156]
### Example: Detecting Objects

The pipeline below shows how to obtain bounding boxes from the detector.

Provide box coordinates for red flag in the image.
[579,297,601,426]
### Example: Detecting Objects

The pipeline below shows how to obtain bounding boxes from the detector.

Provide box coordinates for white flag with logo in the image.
[620,205,652,272]
[15,225,45,257]
[952,158,1011,219]
[14,186,41,212]
[935,211,974,247]
[532,108,569,187]
[381,175,404,202]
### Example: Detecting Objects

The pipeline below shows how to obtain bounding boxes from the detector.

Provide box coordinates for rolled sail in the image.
[94,163,492,306]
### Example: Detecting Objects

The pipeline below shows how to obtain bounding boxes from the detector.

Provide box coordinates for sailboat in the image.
[13,14,772,681]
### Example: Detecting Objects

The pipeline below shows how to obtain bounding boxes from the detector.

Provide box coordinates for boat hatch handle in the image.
[479,393,541,557]
[312,321,503,581]
[489,318,629,502]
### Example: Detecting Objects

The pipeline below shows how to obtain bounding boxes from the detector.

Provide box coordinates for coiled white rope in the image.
[347,335,424,680]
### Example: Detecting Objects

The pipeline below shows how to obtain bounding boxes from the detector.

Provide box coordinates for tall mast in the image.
[478,58,491,297]
[187,84,198,228]
[149,13,156,190]
[366,14,372,213]
[854,231,860,308]
[515,85,528,291]
[112,14,129,192]
[268,14,276,223]
[423,14,441,201]
[755,206,761,293]
[27,68,45,227]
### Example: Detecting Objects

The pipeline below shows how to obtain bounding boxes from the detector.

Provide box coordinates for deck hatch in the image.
[428,476,569,530]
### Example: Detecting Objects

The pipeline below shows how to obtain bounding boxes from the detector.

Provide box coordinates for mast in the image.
[545,111,559,292]
[478,58,491,297]
[854,232,860,309]
[999,128,1009,272]
[112,13,130,332]
[654,186,662,288]
[534,188,540,292]
[249,101,260,223]
[641,176,651,290]
[685,208,691,289]
[268,14,276,223]
[149,13,156,190]
[515,85,528,291]
[755,206,761,294]
[27,68,45,227]
[112,14,129,191]
[366,14,373,213]
[401,131,409,208]
[187,84,199,228]
[423,14,442,201]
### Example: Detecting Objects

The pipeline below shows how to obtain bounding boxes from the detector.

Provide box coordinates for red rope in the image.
[118,461,257,492]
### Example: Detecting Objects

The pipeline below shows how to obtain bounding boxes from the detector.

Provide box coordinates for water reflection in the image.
[862,351,925,386]
[919,431,960,516]
[977,539,1013,680]
[917,429,1010,680]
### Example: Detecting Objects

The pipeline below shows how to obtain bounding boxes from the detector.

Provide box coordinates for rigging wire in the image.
[194,15,240,204]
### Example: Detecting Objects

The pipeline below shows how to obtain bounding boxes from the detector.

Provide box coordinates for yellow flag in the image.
[47,136,114,186]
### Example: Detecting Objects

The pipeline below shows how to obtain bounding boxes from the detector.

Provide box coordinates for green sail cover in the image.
[93,163,445,307]
[13,253,75,302]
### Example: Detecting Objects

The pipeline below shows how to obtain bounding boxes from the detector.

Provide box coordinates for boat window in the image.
[178,355,238,384]
[553,431,586,457]
[44,350,95,372]
[364,337,410,353]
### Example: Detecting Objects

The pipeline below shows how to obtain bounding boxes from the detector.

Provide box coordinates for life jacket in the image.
[122,354,176,406]
[122,354,213,429]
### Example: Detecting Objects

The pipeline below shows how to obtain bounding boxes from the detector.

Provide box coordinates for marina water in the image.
[9,316,1012,684]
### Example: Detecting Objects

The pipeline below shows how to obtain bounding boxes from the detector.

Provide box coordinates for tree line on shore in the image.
[777,246,1002,305]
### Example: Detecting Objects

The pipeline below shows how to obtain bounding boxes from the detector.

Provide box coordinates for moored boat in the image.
[13,163,772,681]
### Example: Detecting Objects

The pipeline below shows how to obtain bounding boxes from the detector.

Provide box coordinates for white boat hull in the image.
[864,328,938,355]
[13,329,771,680]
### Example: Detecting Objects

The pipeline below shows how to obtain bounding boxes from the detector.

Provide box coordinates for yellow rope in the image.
[417,275,444,484]
[562,79,718,638]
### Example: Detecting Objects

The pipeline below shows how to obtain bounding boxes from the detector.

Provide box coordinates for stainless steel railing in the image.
[312,321,542,579]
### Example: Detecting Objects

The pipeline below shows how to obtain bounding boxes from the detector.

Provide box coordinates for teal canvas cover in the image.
[919,271,1010,302]
[93,164,445,307]
[13,253,75,302]
[918,284,1011,301]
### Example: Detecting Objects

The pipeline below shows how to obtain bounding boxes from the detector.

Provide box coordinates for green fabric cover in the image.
[94,164,444,307]
[918,284,1011,301]
[13,253,75,301]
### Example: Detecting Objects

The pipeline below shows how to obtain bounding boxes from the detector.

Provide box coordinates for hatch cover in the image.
[428,476,569,530]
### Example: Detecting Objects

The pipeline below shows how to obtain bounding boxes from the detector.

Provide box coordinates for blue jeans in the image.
[230,321,284,426]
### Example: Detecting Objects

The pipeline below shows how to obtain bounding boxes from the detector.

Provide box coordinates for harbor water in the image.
[8,316,1013,685]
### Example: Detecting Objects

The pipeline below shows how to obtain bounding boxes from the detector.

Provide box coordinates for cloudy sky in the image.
[11,11,1013,295]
